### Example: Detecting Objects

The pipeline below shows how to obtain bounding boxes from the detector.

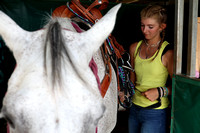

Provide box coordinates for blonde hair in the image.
[140,4,167,25]
[141,4,167,43]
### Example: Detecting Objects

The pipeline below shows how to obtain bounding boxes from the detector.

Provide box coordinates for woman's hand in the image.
[118,91,125,102]
[141,88,159,102]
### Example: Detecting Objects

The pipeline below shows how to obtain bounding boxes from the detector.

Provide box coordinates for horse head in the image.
[0,4,121,133]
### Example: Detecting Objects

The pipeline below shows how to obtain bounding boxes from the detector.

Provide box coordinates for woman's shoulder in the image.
[129,41,142,53]
[161,43,174,68]
[129,42,138,54]
[162,42,174,56]
[130,42,138,49]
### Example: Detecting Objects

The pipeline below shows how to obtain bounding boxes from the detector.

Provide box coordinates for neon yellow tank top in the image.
[132,40,169,109]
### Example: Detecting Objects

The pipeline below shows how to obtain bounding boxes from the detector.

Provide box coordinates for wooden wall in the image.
[196,17,200,78]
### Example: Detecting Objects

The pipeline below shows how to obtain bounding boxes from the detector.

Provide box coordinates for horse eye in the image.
[4,115,15,129]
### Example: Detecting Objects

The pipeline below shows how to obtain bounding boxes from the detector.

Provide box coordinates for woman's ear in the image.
[160,23,167,30]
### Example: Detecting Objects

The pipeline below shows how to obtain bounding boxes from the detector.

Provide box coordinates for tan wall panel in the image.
[196,17,200,78]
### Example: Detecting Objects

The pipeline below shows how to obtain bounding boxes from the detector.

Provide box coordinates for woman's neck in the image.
[144,39,161,47]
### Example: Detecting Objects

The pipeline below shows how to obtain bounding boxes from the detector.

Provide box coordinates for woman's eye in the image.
[149,26,153,29]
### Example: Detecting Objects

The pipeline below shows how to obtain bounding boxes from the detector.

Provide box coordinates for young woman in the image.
[128,4,173,133]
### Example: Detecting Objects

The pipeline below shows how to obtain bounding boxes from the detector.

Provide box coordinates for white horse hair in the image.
[0,4,121,133]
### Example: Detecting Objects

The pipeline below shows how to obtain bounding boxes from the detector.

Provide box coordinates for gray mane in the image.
[44,18,79,88]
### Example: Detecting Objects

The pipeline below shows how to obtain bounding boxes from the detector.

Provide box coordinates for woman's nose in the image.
[142,27,147,33]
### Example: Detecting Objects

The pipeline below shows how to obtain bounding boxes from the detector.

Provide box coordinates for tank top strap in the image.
[158,41,169,57]
[134,40,143,57]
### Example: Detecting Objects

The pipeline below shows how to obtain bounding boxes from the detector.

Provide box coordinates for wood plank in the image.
[186,0,198,77]
[196,17,200,78]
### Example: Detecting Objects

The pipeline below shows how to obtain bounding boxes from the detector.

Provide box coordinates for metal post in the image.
[174,0,184,75]
[187,0,199,77]
[171,1,185,133]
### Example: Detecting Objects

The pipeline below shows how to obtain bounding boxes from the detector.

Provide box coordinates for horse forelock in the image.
[44,18,83,89]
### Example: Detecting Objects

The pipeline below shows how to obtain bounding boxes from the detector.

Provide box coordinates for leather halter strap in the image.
[71,0,108,23]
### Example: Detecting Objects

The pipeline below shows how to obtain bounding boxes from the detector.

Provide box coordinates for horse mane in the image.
[43,18,81,89]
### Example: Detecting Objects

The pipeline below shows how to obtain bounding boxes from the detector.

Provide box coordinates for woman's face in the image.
[141,17,162,40]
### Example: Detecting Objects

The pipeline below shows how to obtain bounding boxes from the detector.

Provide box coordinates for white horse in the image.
[0,4,121,133]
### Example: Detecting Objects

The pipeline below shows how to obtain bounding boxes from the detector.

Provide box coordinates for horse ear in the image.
[0,11,30,54]
[80,4,121,57]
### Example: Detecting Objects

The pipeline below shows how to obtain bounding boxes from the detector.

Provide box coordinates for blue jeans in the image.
[128,104,168,133]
